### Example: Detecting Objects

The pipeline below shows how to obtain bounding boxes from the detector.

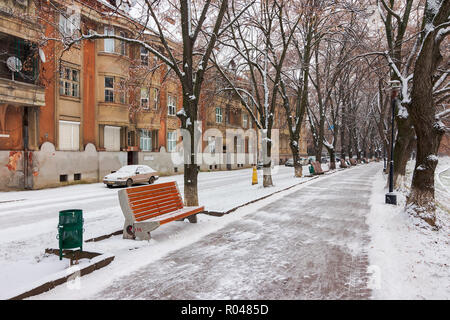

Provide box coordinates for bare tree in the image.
[406,0,450,226]
[35,0,254,206]
[213,0,298,186]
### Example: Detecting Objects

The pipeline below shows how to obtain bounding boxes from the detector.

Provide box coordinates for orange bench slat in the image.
[128,186,179,201]
[130,192,181,206]
[158,207,205,225]
[133,198,183,216]
[126,182,177,195]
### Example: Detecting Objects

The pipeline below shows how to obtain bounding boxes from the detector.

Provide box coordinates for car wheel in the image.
[148,176,155,185]
[126,179,133,187]
[107,184,113,189]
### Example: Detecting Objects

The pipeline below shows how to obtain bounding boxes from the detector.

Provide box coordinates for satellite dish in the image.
[6,56,22,72]
[39,48,46,63]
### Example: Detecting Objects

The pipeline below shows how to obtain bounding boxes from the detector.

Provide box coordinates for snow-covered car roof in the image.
[117,165,157,173]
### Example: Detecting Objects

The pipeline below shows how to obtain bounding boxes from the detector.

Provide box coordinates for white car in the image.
[103,165,159,188]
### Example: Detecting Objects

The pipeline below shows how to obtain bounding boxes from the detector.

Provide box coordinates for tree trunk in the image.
[393,116,415,189]
[262,131,273,187]
[407,122,443,226]
[184,163,199,206]
[405,1,449,225]
[329,148,336,170]
[315,147,322,164]
[291,148,303,177]
[340,129,346,160]
[263,166,273,187]
[181,97,200,207]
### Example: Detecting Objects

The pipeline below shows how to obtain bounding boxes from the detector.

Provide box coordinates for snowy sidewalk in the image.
[35,164,379,299]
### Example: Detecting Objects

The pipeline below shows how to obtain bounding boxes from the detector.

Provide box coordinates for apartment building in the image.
[0,0,307,190]
[0,0,45,189]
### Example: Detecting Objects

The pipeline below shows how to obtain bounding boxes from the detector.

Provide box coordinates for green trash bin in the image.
[57,209,83,260]
[309,164,315,175]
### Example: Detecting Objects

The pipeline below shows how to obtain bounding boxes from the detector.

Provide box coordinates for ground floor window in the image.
[104,125,121,151]
[167,131,177,152]
[208,136,216,154]
[127,130,136,147]
[140,129,152,151]
[59,121,80,151]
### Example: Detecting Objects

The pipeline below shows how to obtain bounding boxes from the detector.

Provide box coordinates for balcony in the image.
[0,31,44,106]
[0,78,44,107]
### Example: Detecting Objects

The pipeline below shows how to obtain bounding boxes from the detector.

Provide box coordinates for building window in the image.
[104,26,114,53]
[153,88,159,110]
[105,76,114,102]
[119,31,127,55]
[215,107,222,123]
[59,121,80,151]
[140,46,148,65]
[59,13,79,38]
[104,126,121,151]
[140,129,152,151]
[208,136,216,154]
[168,95,176,115]
[167,131,177,152]
[59,66,80,98]
[118,78,126,104]
[127,131,135,147]
[243,114,248,128]
[141,87,149,109]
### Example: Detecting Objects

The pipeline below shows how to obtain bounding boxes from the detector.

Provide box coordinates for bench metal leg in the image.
[187,214,197,224]
[123,223,136,240]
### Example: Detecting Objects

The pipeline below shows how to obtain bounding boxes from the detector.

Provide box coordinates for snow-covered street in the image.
[22,163,378,300]
[0,164,318,299]
[1,162,448,300]
[86,164,378,300]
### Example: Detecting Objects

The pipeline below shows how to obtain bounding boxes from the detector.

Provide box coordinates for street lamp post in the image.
[385,80,400,205]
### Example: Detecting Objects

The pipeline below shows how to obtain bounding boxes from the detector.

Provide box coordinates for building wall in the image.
[83,38,97,146]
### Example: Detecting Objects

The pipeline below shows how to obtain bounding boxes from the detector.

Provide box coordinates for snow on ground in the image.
[0,164,339,299]
[367,157,450,299]
[31,164,369,300]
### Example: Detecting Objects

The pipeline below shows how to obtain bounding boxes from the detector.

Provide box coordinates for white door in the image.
[104,126,121,151]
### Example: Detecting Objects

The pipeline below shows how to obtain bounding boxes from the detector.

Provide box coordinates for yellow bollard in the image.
[252,166,258,185]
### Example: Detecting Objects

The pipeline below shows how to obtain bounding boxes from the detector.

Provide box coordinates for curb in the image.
[8,252,115,300]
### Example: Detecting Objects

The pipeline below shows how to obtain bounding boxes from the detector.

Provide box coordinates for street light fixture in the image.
[385,80,401,205]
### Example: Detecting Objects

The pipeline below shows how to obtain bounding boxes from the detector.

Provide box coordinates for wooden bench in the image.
[340,159,348,168]
[118,181,205,240]
[311,161,324,175]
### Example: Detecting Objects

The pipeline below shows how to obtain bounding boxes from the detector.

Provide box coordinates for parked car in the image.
[103,165,159,188]
[285,159,294,167]
[256,161,275,169]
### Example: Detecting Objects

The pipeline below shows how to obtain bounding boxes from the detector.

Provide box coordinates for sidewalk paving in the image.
[57,164,378,300]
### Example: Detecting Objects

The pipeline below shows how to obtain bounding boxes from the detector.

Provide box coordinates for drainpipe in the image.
[23,107,30,190]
